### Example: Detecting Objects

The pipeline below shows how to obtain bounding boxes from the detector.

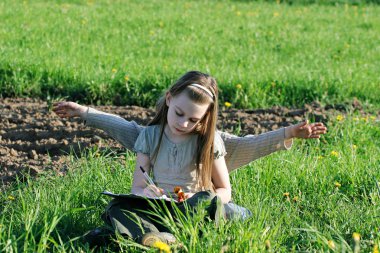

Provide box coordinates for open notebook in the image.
[101,191,178,203]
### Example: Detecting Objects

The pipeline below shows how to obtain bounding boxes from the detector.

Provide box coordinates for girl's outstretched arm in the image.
[53,101,144,150]
[212,156,231,204]
[54,102,327,173]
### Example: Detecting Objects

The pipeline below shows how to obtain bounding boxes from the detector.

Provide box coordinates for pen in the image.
[140,166,156,186]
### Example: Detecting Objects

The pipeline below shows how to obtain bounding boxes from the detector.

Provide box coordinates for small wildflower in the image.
[152,241,171,253]
[352,144,357,150]
[292,196,299,202]
[328,240,336,250]
[373,244,379,253]
[236,84,242,89]
[361,117,368,122]
[331,151,339,157]
[334,182,341,188]
[111,68,117,73]
[124,75,129,82]
[318,155,324,160]
[354,117,359,121]
[224,102,232,108]
[265,239,271,250]
[8,195,15,201]
[283,192,290,197]
[353,232,360,242]
[370,116,376,121]
[336,115,344,121]
[273,12,280,17]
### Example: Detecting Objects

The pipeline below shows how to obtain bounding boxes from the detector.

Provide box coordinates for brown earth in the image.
[0,97,367,189]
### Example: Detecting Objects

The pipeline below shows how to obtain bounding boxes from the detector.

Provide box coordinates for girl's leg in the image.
[102,199,160,240]
[178,191,225,224]
[224,202,252,220]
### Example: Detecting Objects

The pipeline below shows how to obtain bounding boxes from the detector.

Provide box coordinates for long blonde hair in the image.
[149,71,219,191]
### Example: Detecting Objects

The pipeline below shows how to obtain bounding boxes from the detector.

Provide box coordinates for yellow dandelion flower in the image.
[124,75,129,82]
[370,116,376,121]
[336,115,344,121]
[373,244,379,253]
[8,195,15,201]
[331,151,339,157]
[152,241,171,253]
[111,68,117,73]
[273,12,280,17]
[318,155,324,160]
[328,240,336,250]
[353,232,360,242]
[283,192,290,197]
[292,196,299,202]
[236,84,242,89]
[334,182,341,188]
[224,102,232,108]
[361,117,368,122]
[265,239,271,250]
[352,144,357,150]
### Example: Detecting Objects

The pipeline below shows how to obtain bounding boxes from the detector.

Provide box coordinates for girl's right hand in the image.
[142,185,165,198]
[52,101,88,119]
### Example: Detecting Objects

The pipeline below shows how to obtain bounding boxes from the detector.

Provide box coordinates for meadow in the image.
[1,0,380,252]
[0,0,379,108]
[1,112,380,252]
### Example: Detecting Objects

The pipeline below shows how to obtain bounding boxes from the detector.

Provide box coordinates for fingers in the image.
[143,185,164,197]
[297,120,309,129]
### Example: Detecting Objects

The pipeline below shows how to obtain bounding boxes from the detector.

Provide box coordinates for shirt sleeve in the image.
[133,127,151,155]
[214,131,227,160]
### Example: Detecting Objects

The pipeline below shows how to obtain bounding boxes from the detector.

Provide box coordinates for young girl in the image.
[88,71,234,248]
[53,72,327,246]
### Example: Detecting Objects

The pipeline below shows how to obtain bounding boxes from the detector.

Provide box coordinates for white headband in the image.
[189,83,214,99]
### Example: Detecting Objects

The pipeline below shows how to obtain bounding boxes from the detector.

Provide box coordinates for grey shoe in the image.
[140,231,176,246]
[82,227,113,248]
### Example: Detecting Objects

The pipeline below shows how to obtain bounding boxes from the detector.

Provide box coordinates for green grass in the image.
[1,113,379,252]
[1,0,380,108]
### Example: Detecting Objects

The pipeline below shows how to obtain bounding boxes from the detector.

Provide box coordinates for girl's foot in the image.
[140,231,176,246]
[82,227,113,248]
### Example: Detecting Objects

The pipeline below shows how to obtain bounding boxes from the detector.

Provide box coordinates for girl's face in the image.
[165,91,210,136]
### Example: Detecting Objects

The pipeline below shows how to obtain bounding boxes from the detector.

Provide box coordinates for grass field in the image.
[1,113,380,252]
[1,0,380,252]
[0,0,379,108]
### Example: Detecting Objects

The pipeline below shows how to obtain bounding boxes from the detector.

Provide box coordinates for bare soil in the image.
[0,97,365,189]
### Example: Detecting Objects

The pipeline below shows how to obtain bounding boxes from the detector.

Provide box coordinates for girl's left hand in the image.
[288,121,327,139]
